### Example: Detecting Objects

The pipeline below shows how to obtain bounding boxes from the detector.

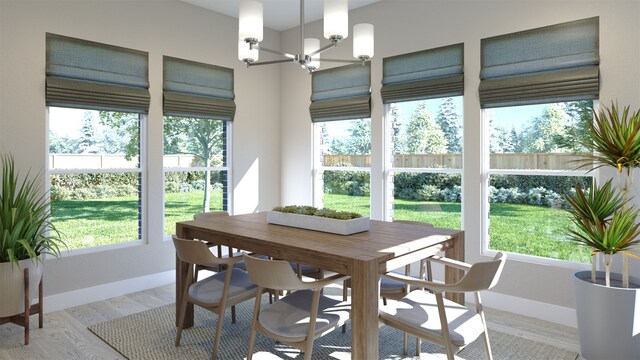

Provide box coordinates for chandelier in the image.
[238,0,374,73]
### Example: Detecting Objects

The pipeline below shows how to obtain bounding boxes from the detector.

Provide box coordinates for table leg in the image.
[350,259,380,359]
[175,227,194,328]
[445,232,465,305]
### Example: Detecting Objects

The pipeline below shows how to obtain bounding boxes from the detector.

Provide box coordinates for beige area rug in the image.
[88,294,578,360]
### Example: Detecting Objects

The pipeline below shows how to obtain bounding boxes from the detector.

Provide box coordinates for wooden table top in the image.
[176,212,463,275]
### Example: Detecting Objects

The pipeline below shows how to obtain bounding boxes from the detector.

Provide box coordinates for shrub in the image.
[417,185,442,201]
[50,185,71,202]
[443,185,461,202]
[165,181,181,193]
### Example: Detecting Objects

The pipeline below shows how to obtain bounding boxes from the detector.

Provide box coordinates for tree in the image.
[79,111,97,153]
[521,104,568,153]
[345,119,371,155]
[98,111,140,160]
[405,102,447,154]
[559,100,593,153]
[435,97,462,153]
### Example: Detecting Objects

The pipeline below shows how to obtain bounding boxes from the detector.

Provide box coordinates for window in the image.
[48,108,144,249]
[381,44,464,226]
[163,117,230,235]
[313,119,371,216]
[480,18,599,262]
[386,97,462,228]
[45,34,149,250]
[486,102,593,262]
[162,56,235,234]
[310,63,372,214]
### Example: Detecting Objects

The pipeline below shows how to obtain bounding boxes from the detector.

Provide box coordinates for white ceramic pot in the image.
[573,270,640,360]
[0,258,43,318]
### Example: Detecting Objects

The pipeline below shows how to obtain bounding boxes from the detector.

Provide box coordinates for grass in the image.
[52,191,591,262]
[324,193,591,263]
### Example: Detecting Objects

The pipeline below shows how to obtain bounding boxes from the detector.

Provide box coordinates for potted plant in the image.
[267,205,369,235]
[0,154,65,329]
[564,102,640,359]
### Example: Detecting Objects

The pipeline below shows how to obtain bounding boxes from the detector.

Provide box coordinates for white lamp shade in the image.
[239,39,259,62]
[239,0,263,42]
[324,0,348,40]
[304,38,321,70]
[353,23,374,59]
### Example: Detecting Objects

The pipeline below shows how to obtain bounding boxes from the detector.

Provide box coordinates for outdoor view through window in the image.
[48,107,142,249]
[487,101,593,262]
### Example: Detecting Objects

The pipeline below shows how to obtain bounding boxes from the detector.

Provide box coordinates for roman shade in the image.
[479,17,599,108]
[163,56,236,121]
[310,63,371,122]
[381,43,464,104]
[46,33,150,113]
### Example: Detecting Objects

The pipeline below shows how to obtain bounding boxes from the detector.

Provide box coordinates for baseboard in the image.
[479,290,577,328]
[43,270,175,313]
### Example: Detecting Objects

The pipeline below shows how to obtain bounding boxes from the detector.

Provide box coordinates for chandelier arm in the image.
[308,41,340,58]
[247,58,297,66]
[320,58,368,64]
[255,45,296,59]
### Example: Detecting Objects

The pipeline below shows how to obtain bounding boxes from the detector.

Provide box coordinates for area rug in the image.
[88,296,578,360]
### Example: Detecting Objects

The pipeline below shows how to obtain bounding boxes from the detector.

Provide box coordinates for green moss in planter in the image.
[272,205,363,220]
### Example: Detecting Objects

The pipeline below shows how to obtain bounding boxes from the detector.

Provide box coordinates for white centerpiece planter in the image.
[267,211,370,235]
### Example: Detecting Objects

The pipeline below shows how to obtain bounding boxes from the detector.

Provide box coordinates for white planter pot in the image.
[0,259,43,318]
[573,270,640,360]
[266,211,370,235]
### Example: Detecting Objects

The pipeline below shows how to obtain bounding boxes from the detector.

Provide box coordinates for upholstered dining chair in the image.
[242,254,351,360]
[378,252,507,360]
[172,235,258,360]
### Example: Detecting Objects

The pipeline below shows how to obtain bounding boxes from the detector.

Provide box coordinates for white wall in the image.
[279,0,640,322]
[0,0,281,299]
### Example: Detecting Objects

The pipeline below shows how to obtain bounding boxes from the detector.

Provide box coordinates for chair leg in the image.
[231,305,236,324]
[212,309,225,360]
[415,337,421,356]
[342,280,348,334]
[38,277,43,329]
[175,298,188,346]
[402,332,408,355]
[247,290,263,360]
[23,268,30,346]
[383,297,387,306]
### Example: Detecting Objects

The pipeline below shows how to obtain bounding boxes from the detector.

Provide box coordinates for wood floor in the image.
[0,283,583,359]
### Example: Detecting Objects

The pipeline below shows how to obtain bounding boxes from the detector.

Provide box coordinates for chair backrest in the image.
[172,235,227,267]
[454,252,506,292]
[242,254,309,291]
[194,211,229,221]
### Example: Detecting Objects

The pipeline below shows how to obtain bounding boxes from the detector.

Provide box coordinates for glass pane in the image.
[391,97,463,169]
[319,119,371,168]
[392,172,462,229]
[164,170,225,235]
[49,107,140,169]
[163,117,225,168]
[50,172,141,249]
[321,170,370,216]
[488,174,592,262]
[488,101,592,170]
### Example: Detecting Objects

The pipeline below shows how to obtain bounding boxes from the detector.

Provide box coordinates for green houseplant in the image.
[0,154,65,318]
[564,102,640,359]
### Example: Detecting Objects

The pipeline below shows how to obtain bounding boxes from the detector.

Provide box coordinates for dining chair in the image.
[242,254,351,360]
[172,235,259,360]
[378,252,507,360]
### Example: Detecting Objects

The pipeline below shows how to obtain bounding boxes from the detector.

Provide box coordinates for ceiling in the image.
[179,0,381,31]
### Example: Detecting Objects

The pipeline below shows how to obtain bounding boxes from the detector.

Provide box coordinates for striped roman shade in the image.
[381,43,464,104]
[479,17,599,108]
[163,56,236,121]
[310,63,371,122]
[45,33,150,113]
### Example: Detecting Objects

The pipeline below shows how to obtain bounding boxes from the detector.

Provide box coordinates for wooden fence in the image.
[324,153,588,170]
[49,154,217,169]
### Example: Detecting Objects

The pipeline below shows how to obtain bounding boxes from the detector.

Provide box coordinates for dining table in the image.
[175,212,465,359]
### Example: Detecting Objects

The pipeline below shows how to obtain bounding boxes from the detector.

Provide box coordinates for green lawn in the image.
[52,191,590,263]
